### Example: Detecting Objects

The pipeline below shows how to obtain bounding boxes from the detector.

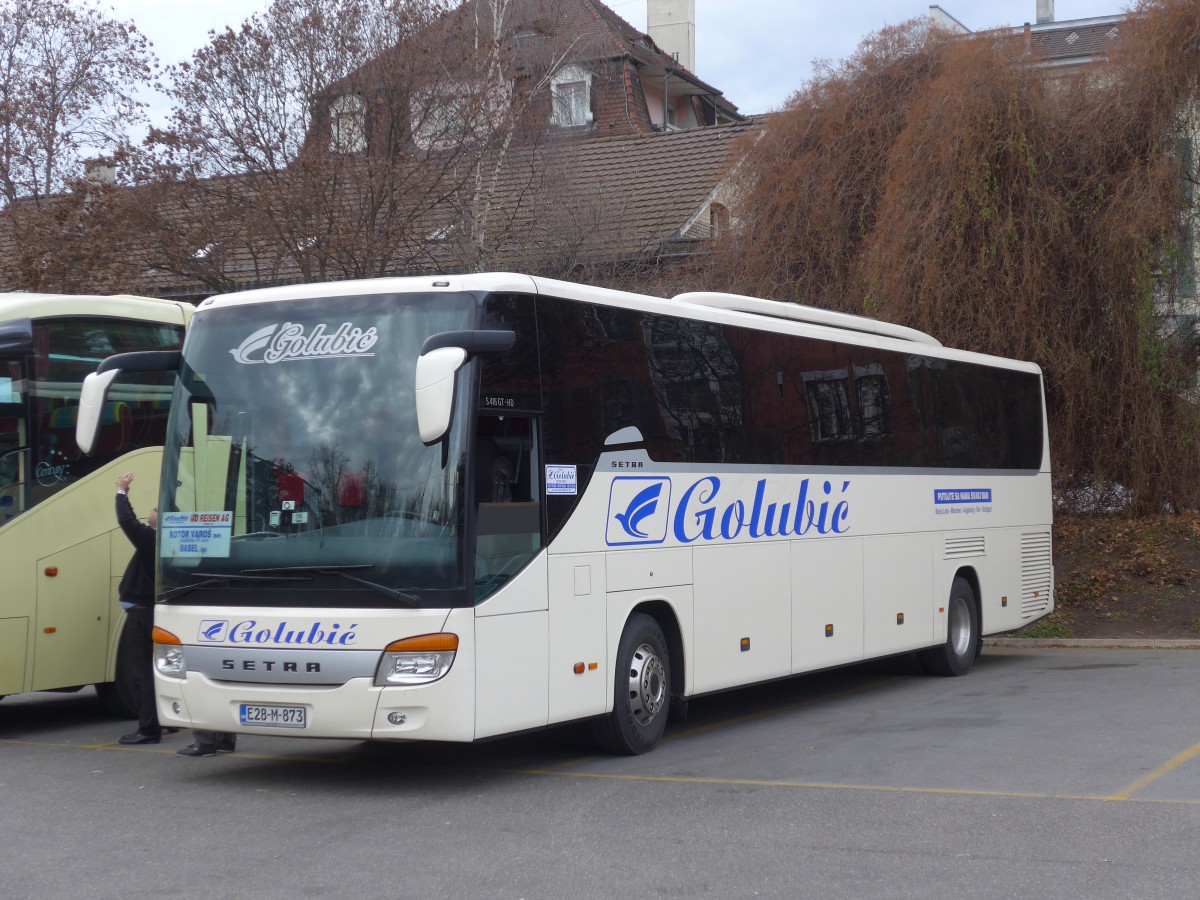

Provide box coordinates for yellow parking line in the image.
[1107,739,1200,800]
[10,731,1200,806]
[496,767,1200,805]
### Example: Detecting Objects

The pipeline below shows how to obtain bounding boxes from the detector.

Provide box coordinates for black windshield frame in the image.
[157,291,481,609]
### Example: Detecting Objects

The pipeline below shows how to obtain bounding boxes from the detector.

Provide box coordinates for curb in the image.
[986,638,1200,650]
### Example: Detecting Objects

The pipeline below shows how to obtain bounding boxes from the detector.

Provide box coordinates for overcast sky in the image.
[107,0,1126,120]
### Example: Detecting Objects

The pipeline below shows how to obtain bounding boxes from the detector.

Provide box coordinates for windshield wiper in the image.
[160,571,312,602]
[241,564,420,607]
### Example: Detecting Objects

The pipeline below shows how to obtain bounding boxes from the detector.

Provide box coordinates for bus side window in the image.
[473,416,541,600]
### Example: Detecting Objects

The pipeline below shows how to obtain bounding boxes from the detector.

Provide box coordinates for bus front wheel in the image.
[920,576,979,677]
[592,613,671,755]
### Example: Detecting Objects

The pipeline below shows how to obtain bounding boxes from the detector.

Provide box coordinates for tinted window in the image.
[478,294,541,414]
[26,316,182,510]
[538,295,1044,523]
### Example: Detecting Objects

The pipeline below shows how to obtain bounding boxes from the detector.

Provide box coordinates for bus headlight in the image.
[154,644,186,678]
[374,633,458,686]
[152,626,186,679]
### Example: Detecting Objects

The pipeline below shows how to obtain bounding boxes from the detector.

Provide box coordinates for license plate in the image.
[239,703,306,728]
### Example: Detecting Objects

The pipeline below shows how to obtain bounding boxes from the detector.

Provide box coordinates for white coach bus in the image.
[78,273,1053,753]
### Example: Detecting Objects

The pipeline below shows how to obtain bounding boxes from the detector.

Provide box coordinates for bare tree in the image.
[127,0,476,287]
[0,0,153,206]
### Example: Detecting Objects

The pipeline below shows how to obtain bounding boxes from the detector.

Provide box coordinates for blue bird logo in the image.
[614,483,663,539]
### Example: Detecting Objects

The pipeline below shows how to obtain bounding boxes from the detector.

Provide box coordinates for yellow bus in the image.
[0,292,192,714]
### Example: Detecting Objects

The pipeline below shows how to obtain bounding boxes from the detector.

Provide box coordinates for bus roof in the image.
[0,292,193,326]
[196,273,1037,374]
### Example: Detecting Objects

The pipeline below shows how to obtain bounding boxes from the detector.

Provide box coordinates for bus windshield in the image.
[158,291,477,609]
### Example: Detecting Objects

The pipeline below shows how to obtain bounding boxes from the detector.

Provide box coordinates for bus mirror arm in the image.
[414,331,515,445]
[78,350,182,456]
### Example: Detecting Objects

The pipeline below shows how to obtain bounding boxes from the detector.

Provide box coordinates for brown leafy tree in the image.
[710,1,1200,514]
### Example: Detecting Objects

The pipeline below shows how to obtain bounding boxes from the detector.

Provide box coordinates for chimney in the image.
[647,0,696,72]
[84,158,116,185]
[1036,0,1054,24]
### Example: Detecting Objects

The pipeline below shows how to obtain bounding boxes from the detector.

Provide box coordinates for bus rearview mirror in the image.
[415,347,468,444]
[76,369,120,456]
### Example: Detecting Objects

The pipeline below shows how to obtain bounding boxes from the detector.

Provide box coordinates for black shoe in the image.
[216,734,236,753]
[176,743,217,757]
[162,727,181,735]
[119,731,161,745]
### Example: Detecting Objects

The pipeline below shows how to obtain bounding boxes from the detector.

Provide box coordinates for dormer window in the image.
[329,94,367,154]
[551,64,592,128]
[411,83,507,150]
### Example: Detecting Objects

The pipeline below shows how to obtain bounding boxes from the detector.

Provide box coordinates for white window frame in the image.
[550,64,592,128]
[329,94,367,154]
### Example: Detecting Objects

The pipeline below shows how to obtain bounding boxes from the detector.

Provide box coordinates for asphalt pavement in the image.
[3,645,1199,899]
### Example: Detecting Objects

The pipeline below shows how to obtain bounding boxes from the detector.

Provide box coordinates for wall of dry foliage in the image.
[709,0,1200,514]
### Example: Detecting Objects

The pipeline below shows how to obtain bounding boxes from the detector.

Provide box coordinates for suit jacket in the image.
[116,493,155,605]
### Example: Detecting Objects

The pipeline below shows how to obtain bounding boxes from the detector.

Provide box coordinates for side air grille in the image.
[1020,531,1053,619]
[945,535,985,559]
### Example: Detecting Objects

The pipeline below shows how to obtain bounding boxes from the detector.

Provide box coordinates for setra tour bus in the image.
[1,292,191,713]
[77,273,1053,753]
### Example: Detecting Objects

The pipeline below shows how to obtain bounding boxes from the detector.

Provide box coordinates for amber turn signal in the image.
[384,633,459,653]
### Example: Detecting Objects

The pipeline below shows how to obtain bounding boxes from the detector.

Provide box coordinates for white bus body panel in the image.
[692,542,790,694]
[551,464,1053,699]
[154,605,479,743]
[547,554,608,724]
[791,537,865,672]
[863,533,935,657]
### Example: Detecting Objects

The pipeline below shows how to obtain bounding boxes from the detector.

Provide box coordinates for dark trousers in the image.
[193,730,236,752]
[124,605,160,735]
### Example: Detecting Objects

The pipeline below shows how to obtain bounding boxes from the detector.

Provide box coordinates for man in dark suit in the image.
[115,472,167,745]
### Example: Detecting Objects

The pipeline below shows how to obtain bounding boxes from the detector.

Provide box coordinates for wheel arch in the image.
[628,598,685,701]
[953,565,983,632]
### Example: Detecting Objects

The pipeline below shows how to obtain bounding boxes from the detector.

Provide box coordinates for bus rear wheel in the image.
[920,576,979,677]
[591,613,671,755]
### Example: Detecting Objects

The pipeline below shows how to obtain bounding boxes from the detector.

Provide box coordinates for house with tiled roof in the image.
[0,0,759,300]
[928,0,1126,76]
[316,0,744,158]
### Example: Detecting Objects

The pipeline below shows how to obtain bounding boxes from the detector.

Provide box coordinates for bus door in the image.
[472,413,552,738]
[0,350,30,694]
[473,414,542,598]
[0,353,26,524]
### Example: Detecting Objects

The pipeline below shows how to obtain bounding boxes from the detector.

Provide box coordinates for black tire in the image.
[96,616,139,718]
[920,576,979,677]
[591,613,671,755]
